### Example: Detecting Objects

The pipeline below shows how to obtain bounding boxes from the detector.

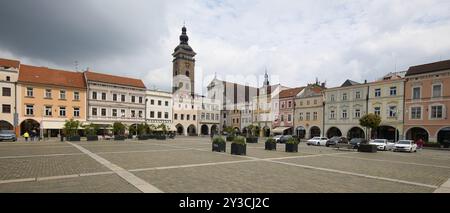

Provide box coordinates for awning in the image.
[272,127,291,134]
[41,121,64,129]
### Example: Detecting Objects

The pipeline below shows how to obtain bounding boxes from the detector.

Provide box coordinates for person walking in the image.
[23,131,30,142]
[417,137,424,149]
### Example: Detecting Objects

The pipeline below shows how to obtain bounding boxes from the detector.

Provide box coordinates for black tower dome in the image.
[180,26,189,44]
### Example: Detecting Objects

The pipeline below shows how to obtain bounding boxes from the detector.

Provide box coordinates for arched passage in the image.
[296,126,306,139]
[187,124,197,136]
[405,127,429,142]
[326,127,342,138]
[309,126,321,138]
[437,127,450,146]
[242,127,249,135]
[234,127,240,135]
[0,120,13,130]
[347,127,365,139]
[201,124,209,135]
[176,124,184,135]
[211,125,218,135]
[20,119,40,136]
[372,125,399,141]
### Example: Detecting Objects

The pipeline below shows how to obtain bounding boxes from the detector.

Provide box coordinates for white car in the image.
[393,140,417,153]
[307,137,328,146]
[369,139,395,151]
[273,135,283,143]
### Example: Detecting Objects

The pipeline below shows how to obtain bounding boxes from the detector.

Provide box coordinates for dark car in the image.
[349,138,367,149]
[0,130,17,142]
[326,136,348,147]
[279,135,294,144]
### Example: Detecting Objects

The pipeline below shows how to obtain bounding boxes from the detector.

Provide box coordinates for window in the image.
[413,87,421,100]
[150,111,155,118]
[288,114,292,122]
[174,113,178,120]
[300,101,303,106]
[216,114,219,120]
[113,94,117,101]
[101,108,106,117]
[181,114,184,120]
[389,106,397,117]
[112,109,117,117]
[431,105,443,119]
[45,89,52,98]
[45,106,52,116]
[432,84,442,98]
[355,109,361,118]
[306,112,310,120]
[157,112,162,119]
[102,93,106,100]
[390,87,397,96]
[6,76,10,81]
[375,89,381,97]
[2,87,11,96]
[201,113,205,120]
[139,111,143,118]
[330,110,335,119]
[92,91,97,99]
[158,100,162,106]
[59,107,66,117]
[299,113,303,121]
[60,90,66,99]
[151,99,154,105]
[92,108,97,116]
[2,104,11,113]
[165,101,169,106]
[131,110,136,118]
[139,97,143,104]
[164,112,169,119]
[288,101,292,108]
[355,91,361,99]
[206,113,210,120]
[131,96,135,103]
[374,107,381,116]
[280,115,284,122]
[74,91,80,100]
[331,95,335,102]
[411,107,421,119]
[121,109,126,117]
[314,99,317,105]
[26,105,33,115]
[186,71,190,77]
[74,108,80,117]
[313,112,318,120]
[342,93,347,101]
[121,95,125,102]
[342,110,347,119]
[193,115,196,120]
[26,87,33,97]
[186,114,190,120]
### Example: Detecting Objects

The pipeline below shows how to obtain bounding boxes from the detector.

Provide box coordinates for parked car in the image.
[393,140,417,153]
[0,130,17,142]
[326,136,349,147]
[349,138,367,149]
[273,135,283,143]
[307,137,328,146]
[369,139,395,151]
[279,135,294,144]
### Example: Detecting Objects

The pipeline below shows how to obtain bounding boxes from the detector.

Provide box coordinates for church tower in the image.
[172,25,196,97]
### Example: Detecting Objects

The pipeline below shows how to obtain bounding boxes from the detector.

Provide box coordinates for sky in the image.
[1,0,450,94]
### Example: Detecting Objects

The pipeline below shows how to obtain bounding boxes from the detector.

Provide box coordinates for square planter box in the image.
[66,136,81,142]
[285,143,298,152]
[114,135,126,141]
[231,143,246,155]
[226,136,235,142]
[156,135,167,140]
[148,135,156,139]
[127,135,133,139]
[86,135,98,141]
[138,135,148,140]
[358,144,378,153]
[246,137,258,143]
[212,142,226,152]
[265,142,277,151]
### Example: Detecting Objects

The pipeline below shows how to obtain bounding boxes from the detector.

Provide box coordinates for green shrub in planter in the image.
[265,137,277,151]
[231,136,246,155]
[246,136,258,143]
[358,144,377,152]
[156,135,167,140]
[138,135,148,140]
[114,135,126,141]
[285,137,299,152]
[226,135,235,142]
[66,136,81,141]
[86,135,98,141]
[212,136,226,152]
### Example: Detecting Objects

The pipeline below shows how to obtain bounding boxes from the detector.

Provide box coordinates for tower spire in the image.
[263,68,269,86]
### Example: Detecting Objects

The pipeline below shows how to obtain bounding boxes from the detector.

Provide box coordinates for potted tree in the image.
[245,124,259,143]
[156,123,168,140]
[147,124,156,139]
[224,126,235,142]
[358,114,381,153]
[137,123,148,140]
[212,135,226,152]
[231,136,247,155]
[265,137,277,151]
[83,123,98,141]
[285,137,299,153]
[113,122,126,141]
[63,119,81,141]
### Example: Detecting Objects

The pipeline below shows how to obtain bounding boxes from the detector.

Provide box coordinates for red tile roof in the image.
[406,59,450,76]
[279,87,304,98]
[84,71,146,88]
[0,58,20,69]
[18,65,86,89]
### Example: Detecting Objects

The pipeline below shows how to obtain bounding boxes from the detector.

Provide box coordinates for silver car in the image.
[0,130,17,142]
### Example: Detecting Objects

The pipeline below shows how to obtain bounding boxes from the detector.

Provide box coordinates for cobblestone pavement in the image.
[0,136,449,193]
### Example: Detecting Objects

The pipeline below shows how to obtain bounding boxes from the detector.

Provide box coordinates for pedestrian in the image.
[32,129,37,141]
[23,131,30,142]
[417,137,424,149]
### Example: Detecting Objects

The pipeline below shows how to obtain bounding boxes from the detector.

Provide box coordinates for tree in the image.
[82,123,98,136]
[63,119,80,137]
[223,126,235,136]
[359,113,381,140]
[113,122,126,136]
[157,123,168,135]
